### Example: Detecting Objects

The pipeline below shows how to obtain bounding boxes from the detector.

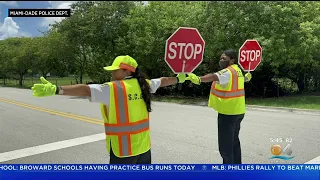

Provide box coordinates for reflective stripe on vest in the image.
[105,119,149,134]
[104,80,149,157]
[210,66,245,98]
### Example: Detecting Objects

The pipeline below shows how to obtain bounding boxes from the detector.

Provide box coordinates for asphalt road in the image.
[0,87,319,164]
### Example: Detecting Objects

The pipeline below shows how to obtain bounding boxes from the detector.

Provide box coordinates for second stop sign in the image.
[238,39,262,71]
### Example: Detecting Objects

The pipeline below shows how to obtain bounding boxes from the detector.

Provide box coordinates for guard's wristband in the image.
[55,85,59,94]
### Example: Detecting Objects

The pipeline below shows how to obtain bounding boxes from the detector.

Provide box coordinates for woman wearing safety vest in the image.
[31,55,186,164]
[186,49,252,164]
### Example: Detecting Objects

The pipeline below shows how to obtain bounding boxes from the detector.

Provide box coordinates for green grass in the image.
[152,95,320,110]
[245,96,320,110]
[0,76,93,89]
[152,95,208,104]
[1,77,319,110]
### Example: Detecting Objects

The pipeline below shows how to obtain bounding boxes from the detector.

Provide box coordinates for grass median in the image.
[1,77,319,110]
[152,95,320,110]
[0,76,92,89]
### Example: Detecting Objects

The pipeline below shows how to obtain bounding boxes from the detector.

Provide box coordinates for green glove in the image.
[176,73,186,83]
[186,73,201,85]
[245,72,252,82]
[31,77,57,97]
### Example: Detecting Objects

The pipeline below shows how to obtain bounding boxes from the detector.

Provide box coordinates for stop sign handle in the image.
[247,62,251,72]
[182,60,186,73]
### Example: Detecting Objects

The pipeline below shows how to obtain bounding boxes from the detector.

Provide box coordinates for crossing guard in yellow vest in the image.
[208,64,245,115]
[31,55,187,164]
[100,78,151,158]
[186,49,252,164]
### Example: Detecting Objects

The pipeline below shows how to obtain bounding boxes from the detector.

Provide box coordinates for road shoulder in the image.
[156,101,320,116]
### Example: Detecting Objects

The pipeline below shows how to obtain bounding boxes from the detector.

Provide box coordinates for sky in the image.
[0,1,75,40]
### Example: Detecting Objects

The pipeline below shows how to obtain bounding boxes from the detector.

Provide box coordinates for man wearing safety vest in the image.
[186,49,252,164]
[31,55,186,164]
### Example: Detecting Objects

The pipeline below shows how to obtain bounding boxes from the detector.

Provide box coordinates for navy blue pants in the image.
[109,146,151,164]
[218,113,244,164]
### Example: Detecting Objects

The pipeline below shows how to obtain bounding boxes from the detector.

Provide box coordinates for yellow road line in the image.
[0,97,104,126]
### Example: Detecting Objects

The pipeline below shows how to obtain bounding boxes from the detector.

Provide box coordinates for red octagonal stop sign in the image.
[165,27,205,74]
[238,39,262,72]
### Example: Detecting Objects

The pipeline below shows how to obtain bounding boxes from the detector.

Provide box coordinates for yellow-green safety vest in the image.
[208,64,246,115]
[100,78,151,158]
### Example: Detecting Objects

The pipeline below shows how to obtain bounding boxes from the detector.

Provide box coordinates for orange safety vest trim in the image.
[210,66,245,98]
[103,80,150,157]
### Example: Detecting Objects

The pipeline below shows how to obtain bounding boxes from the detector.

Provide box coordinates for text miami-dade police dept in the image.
[10,10,68,16]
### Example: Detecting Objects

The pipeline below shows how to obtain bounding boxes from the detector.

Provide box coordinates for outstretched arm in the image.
[158,74,186,87]
[187,73,220,85]
[187,70,231,85]
[32,77,92,98]
[57,84,91,97]
[199,73,220,83]
[159,77,178,87]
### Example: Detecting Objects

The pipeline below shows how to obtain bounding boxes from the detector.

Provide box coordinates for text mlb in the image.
[212,165,320,171]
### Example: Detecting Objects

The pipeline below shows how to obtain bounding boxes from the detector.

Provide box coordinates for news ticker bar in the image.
[8,9,71,17]
[0,164,319,172]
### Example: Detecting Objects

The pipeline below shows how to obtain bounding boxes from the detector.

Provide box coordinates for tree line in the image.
[0,1,319,97]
